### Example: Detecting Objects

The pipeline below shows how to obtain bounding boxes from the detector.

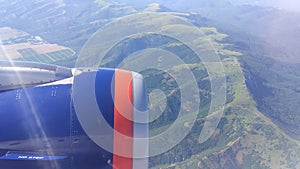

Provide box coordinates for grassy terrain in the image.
[153,53,300,169]
[81,12,300,168]
[0,0,137,53]
[1,1,299,168]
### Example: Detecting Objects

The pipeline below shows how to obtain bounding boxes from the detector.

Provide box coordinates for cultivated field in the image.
[0,27,76,63]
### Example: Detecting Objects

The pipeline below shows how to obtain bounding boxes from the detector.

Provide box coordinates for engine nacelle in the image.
[0,61,149,169]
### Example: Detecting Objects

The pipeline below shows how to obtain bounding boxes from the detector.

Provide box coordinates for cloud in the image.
[277,0,300,12]
[56,0,66,7]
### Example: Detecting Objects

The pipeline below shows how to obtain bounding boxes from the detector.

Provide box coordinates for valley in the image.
[0,0,299,168]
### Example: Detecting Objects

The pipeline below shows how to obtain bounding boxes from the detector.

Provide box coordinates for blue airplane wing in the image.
[0,61,148,169]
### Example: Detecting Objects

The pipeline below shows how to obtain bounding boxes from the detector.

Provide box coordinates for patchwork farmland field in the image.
[0,27,76,64]
[16,48,76,63]
[0,27,29,41]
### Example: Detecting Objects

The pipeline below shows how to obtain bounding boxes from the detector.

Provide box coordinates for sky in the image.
[114,0,300,12]
[276,0,300,12]
[226,0,300,12]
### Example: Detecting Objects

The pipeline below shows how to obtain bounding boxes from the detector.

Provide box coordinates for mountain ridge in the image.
[0,1,299,168]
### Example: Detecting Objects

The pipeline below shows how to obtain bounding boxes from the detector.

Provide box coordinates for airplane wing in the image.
[0,61,73,92]
[0,61,148,169]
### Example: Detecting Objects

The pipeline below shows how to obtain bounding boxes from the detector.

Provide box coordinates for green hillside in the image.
[150,44,300,169]
[1,1,299,168]
[76,12,300,168]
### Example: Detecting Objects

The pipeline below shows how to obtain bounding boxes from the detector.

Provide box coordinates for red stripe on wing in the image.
[113,69,133,169]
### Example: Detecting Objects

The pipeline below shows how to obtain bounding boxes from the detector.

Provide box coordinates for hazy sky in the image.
[227,0,300,11]
[114,0,300,12]
[276,0,300,11]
